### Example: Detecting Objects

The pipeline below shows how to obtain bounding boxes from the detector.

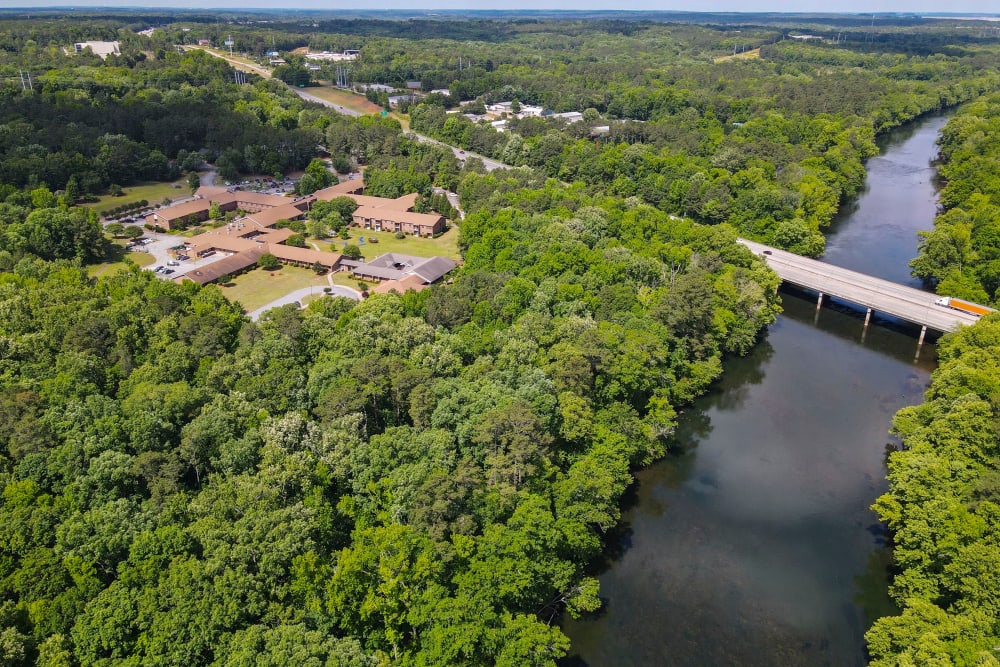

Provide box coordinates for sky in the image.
[7,0,1000,13]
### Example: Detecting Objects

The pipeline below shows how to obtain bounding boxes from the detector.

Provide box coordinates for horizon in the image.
[4,2,1000,15]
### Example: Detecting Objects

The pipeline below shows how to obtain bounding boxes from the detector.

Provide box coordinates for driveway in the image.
[248,284,361,321]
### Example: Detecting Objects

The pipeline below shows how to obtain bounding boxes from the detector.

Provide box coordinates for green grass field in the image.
[81,180,192,215]
[304,86,383,115]
[218,265,330,312]
[320,225,461,261]
[87,238,156,278]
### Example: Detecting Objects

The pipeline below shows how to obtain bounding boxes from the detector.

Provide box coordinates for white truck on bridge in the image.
[934,296,994,317]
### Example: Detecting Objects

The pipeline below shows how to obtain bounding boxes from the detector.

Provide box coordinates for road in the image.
[738,238,984,332]
[407,132,510,172]
[187,44,515,173]
[248,284,361,321]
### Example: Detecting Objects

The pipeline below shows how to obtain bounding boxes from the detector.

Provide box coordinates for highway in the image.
[738,238,986,332]
[188,45,514,172]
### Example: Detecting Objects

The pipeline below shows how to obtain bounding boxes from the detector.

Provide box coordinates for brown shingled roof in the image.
[312,180,366,200]
[175,248,264,285]
[244,202,308,228]
[150,199,209,222]
[353,205,444,227]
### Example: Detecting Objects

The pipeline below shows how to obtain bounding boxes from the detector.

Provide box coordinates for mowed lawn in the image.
[319,225,461,261]
[88,239,156,278]
[218,265,330,312]
[81,180,192,215]
[305,86,383,115]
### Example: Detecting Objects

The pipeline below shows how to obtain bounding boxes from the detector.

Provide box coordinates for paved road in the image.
[407,132,510,172]
[248,284,361,321]
[187,45,515,173]
[738,238,984,332]
[199,167,217,186]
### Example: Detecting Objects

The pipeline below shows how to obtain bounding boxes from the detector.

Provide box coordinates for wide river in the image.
[562,113,950,665]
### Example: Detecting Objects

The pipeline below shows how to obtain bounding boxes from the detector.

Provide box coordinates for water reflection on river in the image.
[562,114,949,665]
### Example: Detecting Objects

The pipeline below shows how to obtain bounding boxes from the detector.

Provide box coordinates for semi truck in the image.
[934,296,994,317]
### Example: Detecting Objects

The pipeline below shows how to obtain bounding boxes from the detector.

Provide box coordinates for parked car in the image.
[153,266,164,273]
[167,260,179,266]
[162,269,175,275]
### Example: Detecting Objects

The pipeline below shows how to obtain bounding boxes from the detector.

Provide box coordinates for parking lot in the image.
[129,233,237,279]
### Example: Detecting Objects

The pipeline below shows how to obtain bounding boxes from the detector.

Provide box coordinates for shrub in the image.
[258,253,281,270]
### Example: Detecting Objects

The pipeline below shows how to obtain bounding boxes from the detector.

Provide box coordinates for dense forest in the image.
[0,15,784,666]
[0,10,999,666]
[909,92,1000,305]
[866,316,1000,665]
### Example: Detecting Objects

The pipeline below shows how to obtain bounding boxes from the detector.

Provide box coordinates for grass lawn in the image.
[81,180,191,215]
[390,112,411,131]
[304,86,383,115]
[320,225,461,261]
[197,47,272,78]
[714,48,761,63]
[218,265,330,312]
[87,238,156,278]
[330,271,368,290]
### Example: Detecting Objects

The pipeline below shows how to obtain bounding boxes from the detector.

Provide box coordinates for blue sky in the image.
[7,1,1000,12]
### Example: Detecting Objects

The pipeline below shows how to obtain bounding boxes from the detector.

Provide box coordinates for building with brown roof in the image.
[351,253,456,285]
[175,248,265,285]
[146,199,212,230]
[351,206,445,237]
[370,273,429,295]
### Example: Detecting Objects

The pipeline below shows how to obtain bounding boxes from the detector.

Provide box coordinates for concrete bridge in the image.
[738,238,984,343]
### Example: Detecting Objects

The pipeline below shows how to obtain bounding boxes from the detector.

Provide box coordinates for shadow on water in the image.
[561,112,949,667]
[778,286,939,369]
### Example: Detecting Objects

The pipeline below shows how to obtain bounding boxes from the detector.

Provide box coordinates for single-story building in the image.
[73,41,120,59]
[146,199,213,230]
[175,249,264,285]
[350,253,456,286]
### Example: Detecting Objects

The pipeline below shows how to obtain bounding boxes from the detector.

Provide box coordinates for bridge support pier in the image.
[864,308,872,327]
[917,325,927,346]
[816,292,824,310]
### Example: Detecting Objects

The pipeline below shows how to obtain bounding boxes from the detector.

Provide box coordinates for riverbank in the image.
[562,111,949,666]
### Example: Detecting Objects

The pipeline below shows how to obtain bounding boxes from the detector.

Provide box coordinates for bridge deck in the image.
[737,239,983,332]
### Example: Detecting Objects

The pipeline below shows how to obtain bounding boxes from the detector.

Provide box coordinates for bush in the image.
[394,231,406,240]
[258,253,281,270]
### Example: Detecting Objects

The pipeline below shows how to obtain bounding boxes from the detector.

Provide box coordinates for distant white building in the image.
[430,88,451,97]
[305,51,359,61]
[360,83,396,93]
[552,111,584,123]
[73,41,120,59]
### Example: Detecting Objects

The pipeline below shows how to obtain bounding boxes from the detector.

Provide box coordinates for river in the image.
[561,114,949,665]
